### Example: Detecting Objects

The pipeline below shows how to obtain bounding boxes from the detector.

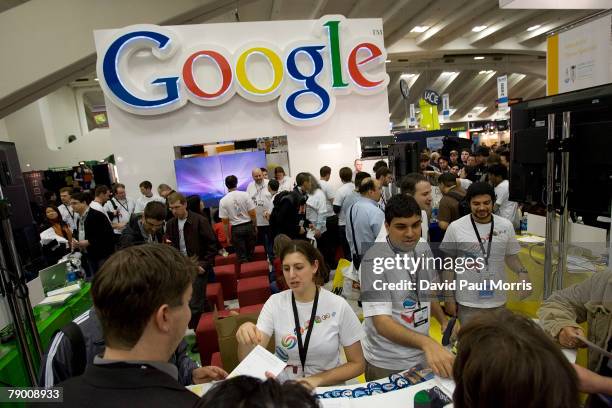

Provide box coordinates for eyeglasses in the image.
[143,218,164,229]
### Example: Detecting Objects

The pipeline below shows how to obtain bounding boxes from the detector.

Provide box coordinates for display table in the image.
[0,282,92,386]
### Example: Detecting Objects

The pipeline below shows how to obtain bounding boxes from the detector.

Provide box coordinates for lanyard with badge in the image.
[63,204,75,222]
[386,237,429,328]
[291,288,319,376]
[470,215,495,298]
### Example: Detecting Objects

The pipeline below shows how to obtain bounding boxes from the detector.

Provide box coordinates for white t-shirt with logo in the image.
[318,179,336,216]
[440,214,521,308]
[246,180,270,227]
[277,176,294,193]
[333,182,356,227]
[219,190,256,226]
[306,188,329,232]
[494,180,519,226]
[257,288,364,380]
[134,195,165,214]
[361,240,438,370]
[104,198,135,234]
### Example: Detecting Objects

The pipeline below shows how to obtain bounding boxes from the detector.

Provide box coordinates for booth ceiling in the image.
[1,0,604,124]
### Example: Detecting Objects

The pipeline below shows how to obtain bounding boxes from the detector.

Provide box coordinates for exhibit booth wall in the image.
[93,17,390,194]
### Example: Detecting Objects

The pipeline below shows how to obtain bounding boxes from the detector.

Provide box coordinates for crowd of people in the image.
[34,151,608,407]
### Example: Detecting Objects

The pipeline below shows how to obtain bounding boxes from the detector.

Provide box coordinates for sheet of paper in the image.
[576,335,612,359]
[39,293,73,306]
[516,235,546,244]
[47,283,81,297]
[186,382,215,397]
[228,345,287,381]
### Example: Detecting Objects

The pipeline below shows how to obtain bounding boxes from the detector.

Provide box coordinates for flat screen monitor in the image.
[174,151,267,207]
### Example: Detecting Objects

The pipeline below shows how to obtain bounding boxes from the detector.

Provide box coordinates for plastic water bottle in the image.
[431,207,439,223]
[66,261,77,283]
[520,213,528,235]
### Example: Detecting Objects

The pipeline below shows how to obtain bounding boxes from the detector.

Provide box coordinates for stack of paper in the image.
[228,345,287,381]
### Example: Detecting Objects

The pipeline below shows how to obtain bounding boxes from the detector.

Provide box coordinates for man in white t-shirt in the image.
[219,175,257,263]
[58,187,77,232]
[487,164,519,228]
[375,173,431,243]
[134,180,165,214]
[319,166,339,269]
[360,194,454,381]
[332,167,355,261]
[274,166,294,193]
[246,168,272,260]
[103,183,135,237]
[440,182,531,325]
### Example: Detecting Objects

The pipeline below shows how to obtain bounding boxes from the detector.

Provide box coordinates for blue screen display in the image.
[174,150,266,207]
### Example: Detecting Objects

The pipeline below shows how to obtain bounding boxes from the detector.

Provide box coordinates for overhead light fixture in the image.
[385,59,391,63]
[411,26,430,33]
[472,25,487,32]
[527,24,541,31]
[473,105,485,110]
[474,56,485,60]
[479,70,495,74]
[442,71,458,75]
[94,78,99,81]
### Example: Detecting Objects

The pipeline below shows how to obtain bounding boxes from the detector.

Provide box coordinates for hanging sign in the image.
[409,103,417,126]
[497,75,508,109]
[442,93,450,118]
[423,89,440,106]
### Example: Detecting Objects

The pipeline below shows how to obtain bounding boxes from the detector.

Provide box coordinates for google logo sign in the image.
[96,16,389,126]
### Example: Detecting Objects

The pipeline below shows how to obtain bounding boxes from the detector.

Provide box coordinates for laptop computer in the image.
[39,261,68,294]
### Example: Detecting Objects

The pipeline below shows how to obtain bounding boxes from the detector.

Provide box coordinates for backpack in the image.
[448,190,470,217]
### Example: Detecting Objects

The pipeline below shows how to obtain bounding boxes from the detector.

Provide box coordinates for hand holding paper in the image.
[228,345,287,381]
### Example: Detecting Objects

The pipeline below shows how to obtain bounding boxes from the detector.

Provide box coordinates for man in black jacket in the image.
[118,201,166,248]
[70,192,115,277]
[165,192,217,328]
[269,172,310,240]
[41,244,226,407]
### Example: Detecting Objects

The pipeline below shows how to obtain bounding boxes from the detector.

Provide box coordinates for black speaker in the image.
[0,142,35,230]
[388,142,419,181]
[92,164,113,188]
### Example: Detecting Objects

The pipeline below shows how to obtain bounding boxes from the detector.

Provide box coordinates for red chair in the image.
[239,303,265,314]
[238,260,269,279]
[253,245,267,261]
[238,276,271,308]
[214,264,237,300]
[195,309,233,366]
[273,258,288,291]
[210,352,223,369]
[215,253,237,267]
[206,282,224,311]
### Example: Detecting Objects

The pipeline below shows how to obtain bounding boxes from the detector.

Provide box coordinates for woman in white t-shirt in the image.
[305,174,329,239]
[236,240,365,389]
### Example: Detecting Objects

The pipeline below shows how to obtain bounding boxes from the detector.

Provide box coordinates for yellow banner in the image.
[419,98,440,130]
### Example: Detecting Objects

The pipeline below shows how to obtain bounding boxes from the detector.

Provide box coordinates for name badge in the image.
[413,306,429,327]
[479,279,495,299]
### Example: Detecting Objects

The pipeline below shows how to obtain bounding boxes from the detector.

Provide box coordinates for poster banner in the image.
[409,103,417,126]
[547,14,612,95]
[497,75,508,110]
[442,93,450,118]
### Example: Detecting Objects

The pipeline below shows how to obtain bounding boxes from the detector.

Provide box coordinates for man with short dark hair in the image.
[375,166,393,210]
[219,176,257,263]
[471,146,489,182]
[59,187,77,232]
[50,244,227,407]
[360,194,453,381]
[438,156,450,173]
[260,167,269,179]
[166,193,218,328]
[440,182,531,325]
[345,178,384,269]
[333,167,355,260]
[274,166,294,192]
[157,183,176,221]
[89,185,111,222]
[119,201,166,248]
[460,149,470,167]
[70,192,115,277]
[372,160,387,174]
[487,164,519,227]
[438,173,466,232]
[135,180,165,214]
[499,150,510,168]
[319,165,339,269]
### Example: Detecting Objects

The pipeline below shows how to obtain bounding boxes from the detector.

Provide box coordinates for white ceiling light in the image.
[442,71,458,75]
[472,25,487,32]
[526,24,541,31]
[473,56,485,60]
[479,70,494,74]
[411,26,430,33]
[385,59,391,63]
[94,78,99,81]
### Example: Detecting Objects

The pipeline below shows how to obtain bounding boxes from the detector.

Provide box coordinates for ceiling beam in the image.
[521,79,546,100]
[382,0,413,25]
[451,72,497,118]
[270,0,283,20]
[437,5,506,47]
[517,11,595,43]
[469,9,542,46]
[415,0,490,46]
[385,0,456,48]
[347,0,369,18]
[309,0,329,19]
[481,10,568,45]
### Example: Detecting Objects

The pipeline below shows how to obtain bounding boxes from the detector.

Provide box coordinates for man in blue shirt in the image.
[346,178,384,269]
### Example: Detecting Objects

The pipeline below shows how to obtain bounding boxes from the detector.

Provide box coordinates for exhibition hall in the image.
[0,0,611,406]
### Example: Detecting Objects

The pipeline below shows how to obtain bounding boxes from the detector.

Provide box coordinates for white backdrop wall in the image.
[95,17,390,195]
